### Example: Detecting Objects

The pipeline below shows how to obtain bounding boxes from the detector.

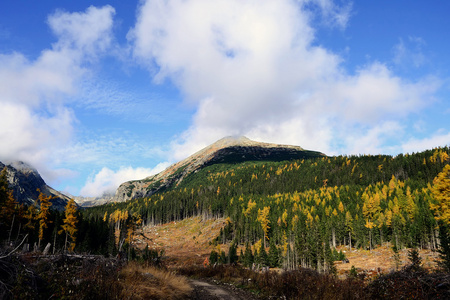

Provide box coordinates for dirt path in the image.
[189,279,259,300]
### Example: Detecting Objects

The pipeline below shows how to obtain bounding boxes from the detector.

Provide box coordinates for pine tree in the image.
[209,250,218,265]
[268,240,280,268]
[228,242,238,264]
[407,248,422,271]
[431,165,450,271]
[243,242,254,267]
[255,242,268,266]
[437,223,450,272]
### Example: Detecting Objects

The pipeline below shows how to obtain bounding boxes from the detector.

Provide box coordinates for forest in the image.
[82,147,450,272]
[1,146,450,299]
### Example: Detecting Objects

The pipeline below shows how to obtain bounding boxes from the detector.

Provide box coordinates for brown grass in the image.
[134,216,227,266]
[135,217,440,278]
[119,262,192,299]
[335,244,440,279]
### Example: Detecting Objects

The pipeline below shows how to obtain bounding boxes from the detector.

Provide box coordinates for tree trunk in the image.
[332,227,336,248]
[349,232,352,251]
[53,230,57,254]
[8,215,15,244]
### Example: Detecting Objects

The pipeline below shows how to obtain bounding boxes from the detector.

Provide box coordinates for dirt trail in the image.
[189,279,258,300]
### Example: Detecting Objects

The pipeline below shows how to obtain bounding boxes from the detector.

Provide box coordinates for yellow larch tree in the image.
[257,206,270,247]
[59,198,78,252]
[37,189,53,249]
[431,164,450,225]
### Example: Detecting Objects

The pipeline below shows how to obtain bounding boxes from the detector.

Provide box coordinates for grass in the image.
[1,253,193,300]
[119,262,192,299]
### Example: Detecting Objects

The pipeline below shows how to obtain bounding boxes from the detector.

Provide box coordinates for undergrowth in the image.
[177,264,365,299]
[0,253,192,300]
[177,264,450,299]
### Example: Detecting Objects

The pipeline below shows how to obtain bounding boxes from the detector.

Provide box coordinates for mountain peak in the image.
[111,137,324,204]
[213,136,251,146]
[0,160,70,210]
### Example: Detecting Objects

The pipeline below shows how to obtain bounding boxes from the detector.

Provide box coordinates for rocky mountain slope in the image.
[0,161,70,210]
[113,136,325,203]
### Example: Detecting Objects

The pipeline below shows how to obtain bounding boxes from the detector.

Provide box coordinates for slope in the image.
[85,146,449,273]
[0,161,70,210]
[112,136,325,203]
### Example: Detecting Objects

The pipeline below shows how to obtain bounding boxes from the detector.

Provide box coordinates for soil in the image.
[189,279,259,300]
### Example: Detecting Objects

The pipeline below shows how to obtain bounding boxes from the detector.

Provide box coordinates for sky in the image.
[0,0,449,197]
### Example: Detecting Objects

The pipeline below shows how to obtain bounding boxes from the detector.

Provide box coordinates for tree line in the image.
[0,167,117,256]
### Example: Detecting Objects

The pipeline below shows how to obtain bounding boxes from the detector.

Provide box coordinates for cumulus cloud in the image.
[129,0,440,159]
[48,5,115,56]
[80,163,170,197]
[401,131,450,154]
[0,6,115,183]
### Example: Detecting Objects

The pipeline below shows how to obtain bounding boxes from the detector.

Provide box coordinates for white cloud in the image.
[309,0,353,29]
[130,0,440,159]
[402,131,450,154]
[48,5,115,57]
[80,163,170,197]
[0,6,116,185]
[393,36,427,68]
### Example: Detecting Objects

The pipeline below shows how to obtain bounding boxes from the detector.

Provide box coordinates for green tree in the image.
[228,242,238,264]
[437,223,450,272]
[268,240,280,268]
[209,250,219,265]
[255,242,268,266]
[242,242,254,267]
[407,248,422,271]
[431,165,450,272]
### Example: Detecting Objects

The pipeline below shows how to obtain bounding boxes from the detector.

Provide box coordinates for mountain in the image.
[73,194,114,207]
[0,161,71,210]
[112,136,325,203]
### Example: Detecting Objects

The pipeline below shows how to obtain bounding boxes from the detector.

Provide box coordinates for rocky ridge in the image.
[113,136,325,203]
[0,161,71,210]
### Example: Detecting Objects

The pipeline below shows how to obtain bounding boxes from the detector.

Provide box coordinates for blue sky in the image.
[0,0,449,197]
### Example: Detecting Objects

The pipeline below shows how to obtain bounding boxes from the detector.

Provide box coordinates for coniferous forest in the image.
[84,147,450,272]
[1,146,450,299]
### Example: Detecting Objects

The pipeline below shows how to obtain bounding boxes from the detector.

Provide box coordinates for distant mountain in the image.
[0,161,71,210]
[73,194,114,207]
[112,136,325,203]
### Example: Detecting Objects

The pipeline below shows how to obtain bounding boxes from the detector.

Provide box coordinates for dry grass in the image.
[136,217,440,278]
[335,244,440,279]
[134,216,227,266]
[119,262,192,299]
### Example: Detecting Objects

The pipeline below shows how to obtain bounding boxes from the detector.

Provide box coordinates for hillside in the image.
[112,136,325,203]
[0,161,70,210]
[85,145,450,274]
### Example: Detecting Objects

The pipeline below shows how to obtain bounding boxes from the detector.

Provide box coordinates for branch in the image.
[0,234,28,259]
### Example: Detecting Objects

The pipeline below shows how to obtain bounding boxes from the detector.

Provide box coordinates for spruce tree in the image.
[255,242,268,266]
[437,223,450,272]
[243,242,254,267]
[268,241,280,268]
